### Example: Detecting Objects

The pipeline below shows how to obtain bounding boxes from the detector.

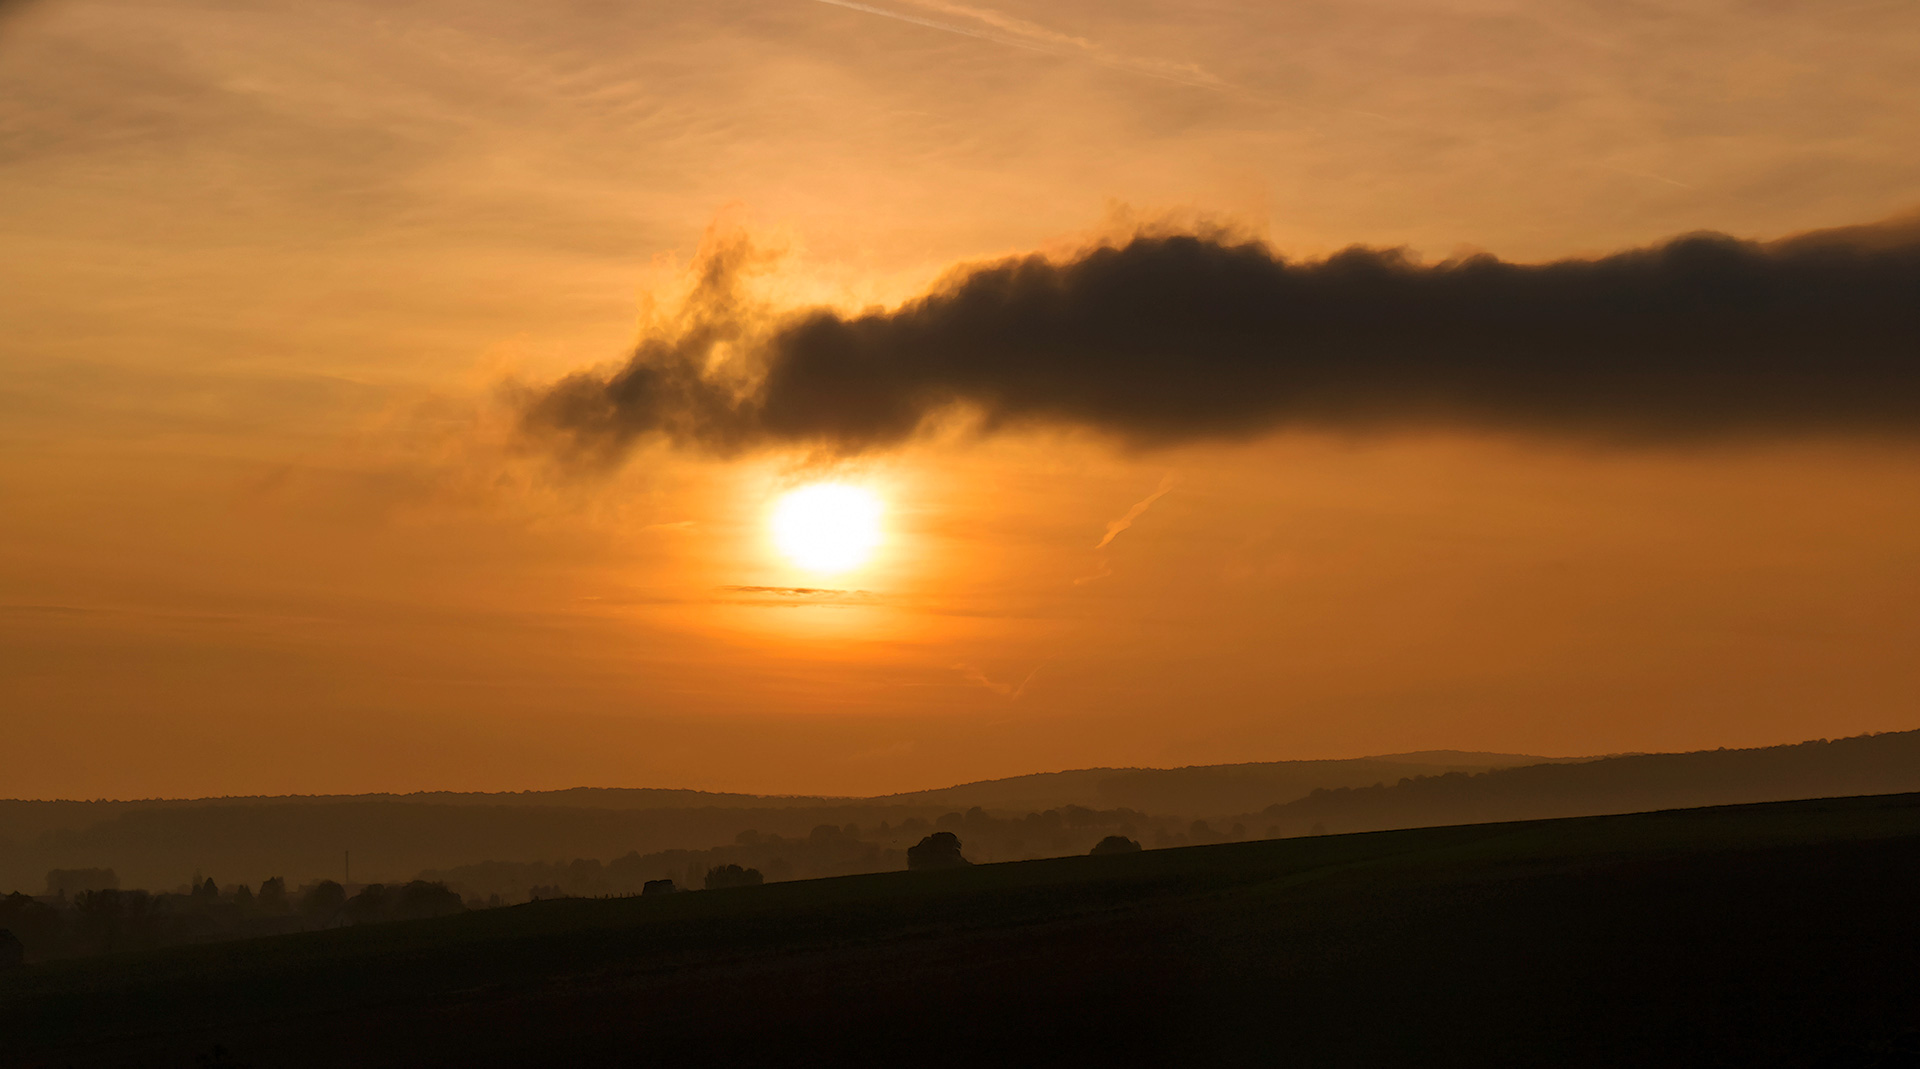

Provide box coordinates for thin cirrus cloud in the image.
[808,0,1225,90]
[524,215,1920,461]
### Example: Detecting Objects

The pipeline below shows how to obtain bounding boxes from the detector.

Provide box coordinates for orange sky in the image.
[3,0,1919,799]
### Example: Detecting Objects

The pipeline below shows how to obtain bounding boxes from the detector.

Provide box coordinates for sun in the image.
[771,483,884,573]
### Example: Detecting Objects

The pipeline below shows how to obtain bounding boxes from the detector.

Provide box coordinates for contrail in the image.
[814,0,1052,53]
[806,0,1223,90]
[1095,473,1177,550]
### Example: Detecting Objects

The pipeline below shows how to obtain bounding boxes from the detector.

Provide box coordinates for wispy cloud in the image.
[1071,559,1113,586]
[954,661,1043,700]
[807,0,1224,90]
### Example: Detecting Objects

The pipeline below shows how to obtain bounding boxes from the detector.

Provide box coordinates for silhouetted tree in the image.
[300,880,345,918]
[0,928,23,969]
[344,884,389,924]
[392,881,464,920]
[74,888,124,949]
[642,878,677,896]
[0,893,59,956]
[74,888,153,953]
[257,877,287,911]
[908,832,970,870]
[194,877,219,900]
[233,884,255,909]
[703,864,764,890]
[1090,836,1142,855]
[565,858,607,896]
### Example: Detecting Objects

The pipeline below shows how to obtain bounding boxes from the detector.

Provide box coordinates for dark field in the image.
[7,793,1920,1067]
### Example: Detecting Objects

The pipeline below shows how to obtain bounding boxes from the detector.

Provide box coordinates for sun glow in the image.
[771,483,884,573]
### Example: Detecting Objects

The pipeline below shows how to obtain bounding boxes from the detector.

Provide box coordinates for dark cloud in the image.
[525,218,1920,458]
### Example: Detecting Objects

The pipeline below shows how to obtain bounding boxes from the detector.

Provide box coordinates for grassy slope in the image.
[6,791,1920,1067]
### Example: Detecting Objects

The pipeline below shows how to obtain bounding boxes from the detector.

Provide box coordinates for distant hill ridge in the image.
[0,750,1552,891]
[869,750,1561,815]
[0,749,1552,812]
[0,749,1555,838]
[1262,729,1920,835]
[5,731,1917,894]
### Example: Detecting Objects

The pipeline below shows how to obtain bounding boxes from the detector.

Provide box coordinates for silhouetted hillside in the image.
[873,750,1554,814]
[8,732,1916,897]
[0,802,927,893]
[0,789,850,844]
[0,751,1545,892]
[6,792,1919,1067]
[1261,730,1920,834]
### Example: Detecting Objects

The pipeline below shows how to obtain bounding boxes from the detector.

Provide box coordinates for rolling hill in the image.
[6,730,1919,898]
[5,790,1918,1066]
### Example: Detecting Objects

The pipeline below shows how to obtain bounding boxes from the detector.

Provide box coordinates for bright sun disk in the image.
[771,483,883,573]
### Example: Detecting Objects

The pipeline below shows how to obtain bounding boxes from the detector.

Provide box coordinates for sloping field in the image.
[6,791,1919,1067]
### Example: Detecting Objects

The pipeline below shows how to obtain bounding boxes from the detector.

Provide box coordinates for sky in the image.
[3,0,1919,799]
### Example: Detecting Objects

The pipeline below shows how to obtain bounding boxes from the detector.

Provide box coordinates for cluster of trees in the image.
[702,864,764,889]
[298,879,466,924]
[423,823,900,901]
[906,831,1142,868]
[418,806,1179,903]
[914,806,1151,861]
[0,872,468,965]
[0,826,1182,967]
[1,805,1246,961]
[917,805,1262,852]
[1,806,1259,964]
[907,832,969,870]
[0,798,970,895]
[416,807,1172,902]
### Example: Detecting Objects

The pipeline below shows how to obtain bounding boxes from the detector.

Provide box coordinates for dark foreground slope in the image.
[6,793,1920,1068]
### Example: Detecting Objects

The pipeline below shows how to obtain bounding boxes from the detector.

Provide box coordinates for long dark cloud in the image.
[525,218,1920,458]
